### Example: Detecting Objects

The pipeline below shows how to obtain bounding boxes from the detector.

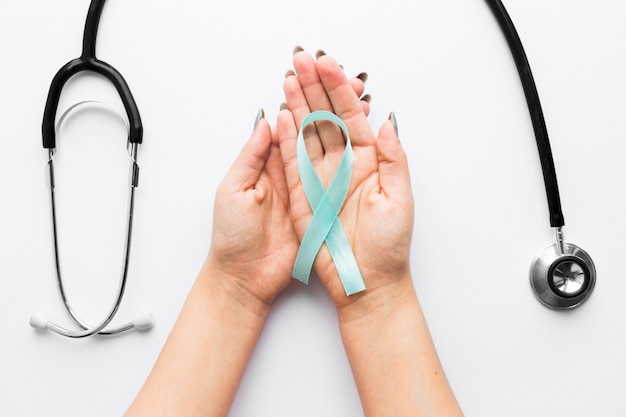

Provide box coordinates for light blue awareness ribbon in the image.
[292,110,366,295]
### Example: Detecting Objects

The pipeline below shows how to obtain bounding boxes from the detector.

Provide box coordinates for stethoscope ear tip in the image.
[29,316,49,331]
[133,314,154,331]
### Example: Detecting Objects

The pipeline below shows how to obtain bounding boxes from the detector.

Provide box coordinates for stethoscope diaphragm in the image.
[530,237,596,309]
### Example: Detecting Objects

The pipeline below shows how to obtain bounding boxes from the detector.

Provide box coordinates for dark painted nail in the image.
[360,94,372,104]
[356,72,369,83]
[254,108,265,129]
[285,69,296,78]
[388,112,398,136]
[315,49,326,59]
[293,46,304,55]
[280,102,288,111]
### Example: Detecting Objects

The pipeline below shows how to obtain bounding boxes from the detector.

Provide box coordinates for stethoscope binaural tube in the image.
[484,0,596,309]
[41,0,143,150]
[30,0,152,337]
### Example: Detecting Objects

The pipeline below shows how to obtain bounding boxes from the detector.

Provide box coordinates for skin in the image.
[125,48,463,417]
[276,50,464,416]
[124,116,294,417]
[124,57,369,416]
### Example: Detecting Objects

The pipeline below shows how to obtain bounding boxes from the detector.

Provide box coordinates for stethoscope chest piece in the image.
[530,237,595,310]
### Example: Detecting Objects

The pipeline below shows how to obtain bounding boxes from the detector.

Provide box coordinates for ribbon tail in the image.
[325,220,366,295]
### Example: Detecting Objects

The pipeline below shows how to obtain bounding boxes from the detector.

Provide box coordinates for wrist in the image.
[127,259,270,416]
[336,273,462,417]
[336,270,415,325]
[198,257,273,323]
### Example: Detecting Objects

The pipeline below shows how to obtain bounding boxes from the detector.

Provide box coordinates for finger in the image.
[348,72,367,100]
[360,93,371,117]
[349,74,371,117]
[350,72,369,97]
[349,75,370,117]
[376,116,412,201]
[222,118,272,192]
[292,51,345,155]
[289,51,326,124]
[294,67,366,105]
[360,100,371,117]
[266,122,289,198]
[283,72,324,161]
[316,55,374,147]
[276,109,302,194]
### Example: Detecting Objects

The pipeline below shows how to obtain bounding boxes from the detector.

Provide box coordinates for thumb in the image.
[223,111,272,192]
[376,112,412,201]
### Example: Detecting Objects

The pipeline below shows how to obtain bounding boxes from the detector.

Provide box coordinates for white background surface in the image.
[1,0,625,416]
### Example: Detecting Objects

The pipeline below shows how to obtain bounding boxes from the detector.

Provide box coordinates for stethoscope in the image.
[485,0,596,309]
[29,0,153,337]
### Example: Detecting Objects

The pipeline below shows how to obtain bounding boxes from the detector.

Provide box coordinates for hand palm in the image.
[278,52,414,309]
[209,120,297,305]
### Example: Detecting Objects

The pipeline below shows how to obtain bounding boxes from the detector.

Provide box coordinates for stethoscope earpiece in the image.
[530,228,596,309]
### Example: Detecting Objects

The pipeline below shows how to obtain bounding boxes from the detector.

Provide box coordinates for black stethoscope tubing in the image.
[484,0,564,228]
[42,0,142,150]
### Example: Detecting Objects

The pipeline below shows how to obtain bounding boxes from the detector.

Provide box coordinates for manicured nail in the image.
[388,111,398,136]
[280,102,288,111]
[293,45,304,55]
[360,94,372,104]
[315,49,326,59]
[356,72,369,83]
[254,108,265,129]
[285,69,296,78]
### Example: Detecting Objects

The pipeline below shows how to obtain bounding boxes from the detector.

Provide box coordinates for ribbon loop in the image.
[292,111,365,295]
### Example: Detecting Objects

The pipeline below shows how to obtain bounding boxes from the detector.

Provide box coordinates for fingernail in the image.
[360,94,372,104]
[388,111,398,136]
[315,49,326,59]
[285,69,296,78]
[356,72,369,83]
[254,108,265,129]
[293,45,304,55]
[280,102,288,111]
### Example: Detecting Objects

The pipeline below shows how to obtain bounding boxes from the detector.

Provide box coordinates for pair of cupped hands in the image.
[205,48,415,322]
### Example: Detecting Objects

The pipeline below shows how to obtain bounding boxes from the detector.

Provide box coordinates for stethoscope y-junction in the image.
[30,0,152,337]
[485,0,596,309]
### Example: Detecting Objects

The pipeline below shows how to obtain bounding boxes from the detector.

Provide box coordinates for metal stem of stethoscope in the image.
[37,140,149,337]
[485,0,596,309]
[30,0,152,336]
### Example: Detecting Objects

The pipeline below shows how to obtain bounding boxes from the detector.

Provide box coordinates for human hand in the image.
[203,53,375,317]
[277,50,415,319]
[204,112,298,316]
